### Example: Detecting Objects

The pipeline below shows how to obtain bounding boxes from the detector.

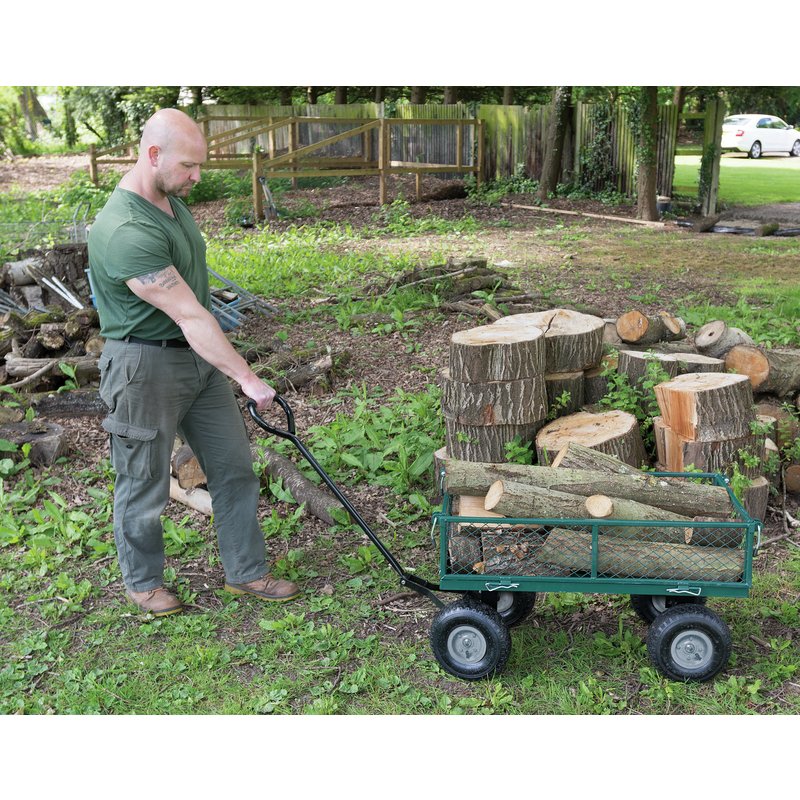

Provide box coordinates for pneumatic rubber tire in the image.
[630,593,708,625]
[467,590,537,627]
[646,604,731,682]
[430,599,511,680]
[790,140,800,157]
[748,141,762,159]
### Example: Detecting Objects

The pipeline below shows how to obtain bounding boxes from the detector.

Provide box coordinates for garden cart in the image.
[247,398,761,684]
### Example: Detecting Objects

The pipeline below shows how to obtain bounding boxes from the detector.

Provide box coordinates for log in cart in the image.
[248,398,761,684]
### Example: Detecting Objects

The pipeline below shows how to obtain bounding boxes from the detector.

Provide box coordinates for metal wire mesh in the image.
[444,517,748,584]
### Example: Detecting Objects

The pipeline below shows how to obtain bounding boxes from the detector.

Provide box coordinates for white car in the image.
[720,114,800,158]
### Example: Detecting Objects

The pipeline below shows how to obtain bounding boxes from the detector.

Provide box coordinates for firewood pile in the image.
[436,304,800,563]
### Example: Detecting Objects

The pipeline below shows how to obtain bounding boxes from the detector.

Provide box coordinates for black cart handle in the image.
[244,395,443,607]
[247,396,296,438]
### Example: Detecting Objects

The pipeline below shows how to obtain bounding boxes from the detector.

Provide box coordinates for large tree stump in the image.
[544,371,585,416]
[445,419,542,463]
[654,372,755,442]
[492,308,604,372]
[724,345,800,398]
[448,324,545,382]
[695,321,754,359]
[439,367,547,426]
[442,457,733,518]
[536,528,745,582]
[742,476,769,522]
[0,420,68,466]
[615,310,686,345]
[535,409,647,468]
[653,415,764,478]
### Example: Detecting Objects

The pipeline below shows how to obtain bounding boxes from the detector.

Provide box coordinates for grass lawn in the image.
[673,154,800,205]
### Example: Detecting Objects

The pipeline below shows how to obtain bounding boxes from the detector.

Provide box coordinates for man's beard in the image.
[155,172,193,197]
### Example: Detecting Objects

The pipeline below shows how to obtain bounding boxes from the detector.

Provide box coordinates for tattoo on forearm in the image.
[136,268,180,290]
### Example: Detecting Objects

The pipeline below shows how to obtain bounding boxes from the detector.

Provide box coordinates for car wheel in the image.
[748,141,762,159]
[790,140,800,157]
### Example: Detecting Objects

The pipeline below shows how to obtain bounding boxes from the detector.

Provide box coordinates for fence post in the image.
[252,150,263,221]
[700,98,726,216]
[476,120,483,190]
[88,144,98,185]
[289,119,298,189]
[379,119,387,205]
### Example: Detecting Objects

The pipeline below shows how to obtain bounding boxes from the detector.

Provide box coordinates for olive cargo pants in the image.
[98,338,267,592]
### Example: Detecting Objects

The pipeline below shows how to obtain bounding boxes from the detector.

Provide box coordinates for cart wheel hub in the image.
[448,624,487,664]
[671,629,713,669]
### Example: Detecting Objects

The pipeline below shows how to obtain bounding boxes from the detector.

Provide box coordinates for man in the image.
[88,108,299,616]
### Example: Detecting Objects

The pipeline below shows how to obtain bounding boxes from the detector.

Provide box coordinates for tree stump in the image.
[544,371,585,417]
[439,367,547,426]
[448,324,545,382]
[583,366,609,405]
[0,420,68,466]
[535,409,647,468]
[724,345,800,398]
[445,419,542,463]
[654,372,755,442]
[742,476,769,522]
[492,308,605,372]
[695,321,754,359]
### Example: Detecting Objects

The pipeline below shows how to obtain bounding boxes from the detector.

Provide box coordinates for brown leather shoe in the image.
[126,587,183,617]
[225,574,300,602]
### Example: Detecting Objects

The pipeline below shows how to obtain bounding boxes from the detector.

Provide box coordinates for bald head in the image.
[140,108,206,156]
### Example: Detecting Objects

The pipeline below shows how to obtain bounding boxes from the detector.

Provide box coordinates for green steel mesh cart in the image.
[248,398,761,684]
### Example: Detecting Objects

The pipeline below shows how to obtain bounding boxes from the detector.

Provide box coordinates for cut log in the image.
[445,418,541,463]
[654,372,755,442]
[443,456,733,518]
[585,494,614,518]
[695,321,754,359]
[439,367,547,426]
[545,371,585,417]
[535,409,647,468]
[448,495,492,573]
[251,444,344,525]
[725,345,800,398]
[617,350,725,388]
[615,310,686,345]
[448,324,545,382]
[4,354,99,382]
[432,445,448,498]
[491,308,604,372]
[0,420,68,466]
[754,400,800,451]
[3,256,42,286]
[270,352,335,394]
[169,477,213,516]
[603,318,622,346]
[171,443,207,490]
[36,323,67,351]
[536,528,745,582]
[785,465,800,495]
[484,479,693,544]
[742,476,770,522]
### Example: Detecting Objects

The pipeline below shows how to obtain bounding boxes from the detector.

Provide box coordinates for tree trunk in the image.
[492,309,604,372]
[654,372,756,442]
[410,87,427,104]
[334,87,348,105]
[636,86,659,221]
[307,87,319,104]
[536,87,572,202]
[443,87,459,104]
[442,457,733,518]
[535,409,647,468]
[502,87,515,106]
[374,87,385,103]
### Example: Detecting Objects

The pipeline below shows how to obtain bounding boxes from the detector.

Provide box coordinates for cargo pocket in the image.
[98,353,113,410]
[102,418,158,479]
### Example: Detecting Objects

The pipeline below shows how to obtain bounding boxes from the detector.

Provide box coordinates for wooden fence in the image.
[89,100,688,214]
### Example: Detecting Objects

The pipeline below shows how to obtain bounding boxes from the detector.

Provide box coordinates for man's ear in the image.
[148,145,160,166]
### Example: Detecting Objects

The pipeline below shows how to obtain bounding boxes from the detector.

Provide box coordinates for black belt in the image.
[123,335,191,349]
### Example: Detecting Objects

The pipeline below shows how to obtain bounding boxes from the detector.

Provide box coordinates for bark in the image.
[0,420,68,466]
[724,345,800,398]
[654,372,756,442]
[583,366,609,405]
[502,87,515,105]
[442,457,733,518]
[742,476,770,522]
[440,368,547,426]
[410,87,427,104]
[536,86,572,201]
[30,388,107,417]
[334,87,348,105]
[616,350,724,388]
[636,86,659,221]
[445,418,542,463]
[535,409,647,468]
[545,371,585,416]
[443,87,459,104]
[615,310,686,345]
[4,355,99,382]
[695,321,755,359]
[448,324,545,382]
[492,308,605,372]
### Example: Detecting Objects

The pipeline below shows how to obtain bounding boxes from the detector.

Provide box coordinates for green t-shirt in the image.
[88,188,210,340]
